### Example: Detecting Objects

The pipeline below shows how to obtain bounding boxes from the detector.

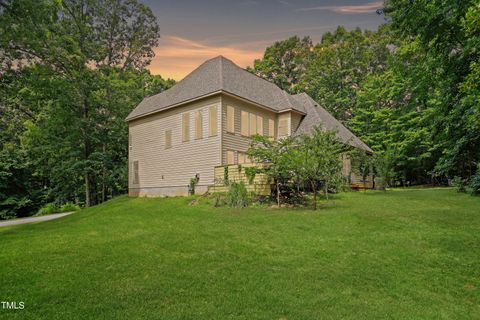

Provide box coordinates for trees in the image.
[0,0,173,216]
[296,128,345,209]
[248,36,313,92]
[382,0,480,182]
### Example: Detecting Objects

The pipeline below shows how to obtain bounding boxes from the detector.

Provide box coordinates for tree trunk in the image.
[85,173,91,208]
[312,181,317,210]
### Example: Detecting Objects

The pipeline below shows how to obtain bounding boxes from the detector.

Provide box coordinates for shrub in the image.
[225,181,250,208]
[36,203,58,216]
[468,166,480,196]
[59,203,81,212]
[452,176,467,193]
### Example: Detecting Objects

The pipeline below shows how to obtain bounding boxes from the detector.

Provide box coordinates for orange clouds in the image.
[296,1,383,14]
[148,35,265,80]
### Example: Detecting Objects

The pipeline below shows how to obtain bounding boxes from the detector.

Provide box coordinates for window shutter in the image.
[257,115,263,135]
[241,111,248,136]
[195,110,202,139]
[226,151,235,165]
[227,105,235,133]
[165,130,172,149]
[182,113,190,142]
[278,118,288,137]
[238,152,245,164]
[133,161,139,184]
[209,106,218,136]
[268,119,275,138]
[249,113,256,136]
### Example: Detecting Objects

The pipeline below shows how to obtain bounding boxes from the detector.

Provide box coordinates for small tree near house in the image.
[247,134,295,207]
[296,127,345,209]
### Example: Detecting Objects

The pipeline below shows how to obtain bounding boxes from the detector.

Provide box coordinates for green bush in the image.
[36,203,58,216]
[225,181,250,208]
[452,176,467,193]
[36,202,80,216]
[468,166,480,196]
[59,203,81,212]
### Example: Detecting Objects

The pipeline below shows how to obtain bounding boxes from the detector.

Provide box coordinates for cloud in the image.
[148,35,264,80]
[296,1,383,14]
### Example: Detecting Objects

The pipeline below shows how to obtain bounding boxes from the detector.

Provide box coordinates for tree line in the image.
[249,0,480,191]
[0,0,173,219]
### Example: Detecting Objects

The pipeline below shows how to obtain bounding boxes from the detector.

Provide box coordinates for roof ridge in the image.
[219,55,224,89]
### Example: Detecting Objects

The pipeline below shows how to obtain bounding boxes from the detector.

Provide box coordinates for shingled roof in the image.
[126,56,372,153]
[126,56,304,121]
[293,93,373,153]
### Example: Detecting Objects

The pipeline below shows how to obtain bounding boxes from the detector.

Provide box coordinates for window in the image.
[182,113,190,142]
[238,152,251,164]
[227,105,235,133]
[256,115,263,136]
[278,118,289,137]
[249,113,256,136]
[268,119,275,138]
[165,130,172,149]
[226,150,235,165]
[195,110,202,139]
[241,111,265,136]
[129,134,132,150]
[133,161,139,184]
[241,111,248,136]
[209,105,218,136]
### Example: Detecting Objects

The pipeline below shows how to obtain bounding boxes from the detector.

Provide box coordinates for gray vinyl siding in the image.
[221,95,277,164]
[128,95,222,193]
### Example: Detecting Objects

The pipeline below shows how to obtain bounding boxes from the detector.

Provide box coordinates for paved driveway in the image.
[0,212,74,228]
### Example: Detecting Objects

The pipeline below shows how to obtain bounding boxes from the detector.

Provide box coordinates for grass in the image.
[0,188,479,319]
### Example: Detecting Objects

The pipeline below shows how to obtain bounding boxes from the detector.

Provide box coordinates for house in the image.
[126,56,373,197]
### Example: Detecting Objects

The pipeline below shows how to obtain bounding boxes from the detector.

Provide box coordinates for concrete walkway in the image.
[0,212,74,228]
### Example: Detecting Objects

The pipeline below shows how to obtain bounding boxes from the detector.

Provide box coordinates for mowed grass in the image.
[0,189,479,319]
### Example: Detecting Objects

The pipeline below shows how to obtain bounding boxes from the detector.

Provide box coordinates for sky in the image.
[141,0,386,80]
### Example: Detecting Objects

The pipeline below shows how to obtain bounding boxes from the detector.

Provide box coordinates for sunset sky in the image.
[141,0,385,80]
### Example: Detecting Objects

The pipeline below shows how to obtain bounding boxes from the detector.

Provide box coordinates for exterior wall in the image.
[128,95,222,197]
[290,111,303,133]
[221,95,277,164]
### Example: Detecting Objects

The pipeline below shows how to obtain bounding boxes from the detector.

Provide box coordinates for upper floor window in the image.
[241,110,264,136]
[278,118,289,137]
[241,111,248,136]
[227,105,235,133]
[209,105,218,136]
[268,119,275,138]
[182,113,190,142]
[195,110,202,139]
[257,116,263,136]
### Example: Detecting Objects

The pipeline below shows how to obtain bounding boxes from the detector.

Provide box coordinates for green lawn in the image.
[0,188,479,319]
